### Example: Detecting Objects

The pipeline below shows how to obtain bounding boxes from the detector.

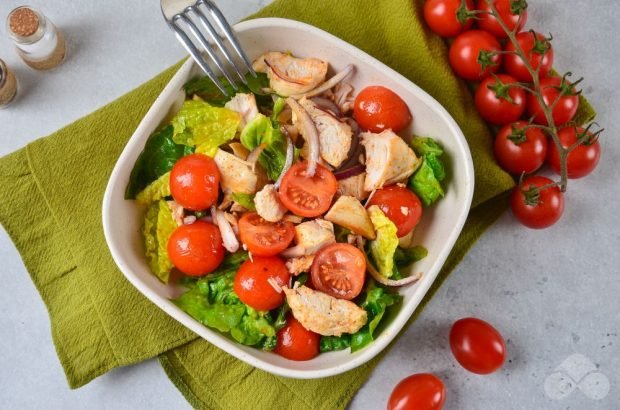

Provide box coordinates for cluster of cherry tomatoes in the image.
[424,0,601,229]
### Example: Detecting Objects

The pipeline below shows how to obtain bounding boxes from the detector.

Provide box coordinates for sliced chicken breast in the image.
[213,149,257,194]
[254,184,287,222]
[253,52,328,96]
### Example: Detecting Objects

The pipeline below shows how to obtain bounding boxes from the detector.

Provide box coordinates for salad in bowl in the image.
[124,50,449,361]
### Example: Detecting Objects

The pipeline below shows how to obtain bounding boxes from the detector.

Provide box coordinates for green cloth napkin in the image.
[0,0,595,408]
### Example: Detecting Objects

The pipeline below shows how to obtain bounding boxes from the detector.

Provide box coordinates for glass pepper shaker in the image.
[0,59,18,109]
[6,6,67,70]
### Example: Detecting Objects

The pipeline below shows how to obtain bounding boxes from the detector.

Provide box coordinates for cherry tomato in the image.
[474,74,526,126]
[510,176,564,229]
[528,76,579,126]
[494,121,547,174]
[423,0,474,38]
[449,30,502,81]
[167,221,224,276]
[387,373,446,410]
[504,31,553,82]
[233,256,290,311]
[169,154,221,211]
[278,162,338,217]
[477,0,527,39]
[450,317,506,375]
[547,127,601,179]
[238,213,295,257]
[310,243,366,300]
[367,185,423,237]
[354,86,412,133]
[274,316,320,361]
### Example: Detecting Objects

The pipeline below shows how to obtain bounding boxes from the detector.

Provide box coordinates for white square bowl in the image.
[102,17,474,379]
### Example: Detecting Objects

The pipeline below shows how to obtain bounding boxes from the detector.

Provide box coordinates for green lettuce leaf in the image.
[368,206,399,278]
[394,246,428,268]
[409,136,447,206]
[240,114,287,181]
[271,97,287,122]
[125,125,193,199]
[136,171,171,206]
[320,334,352,353]
[171,100,240,156]
[183,72,271,108]
[231,192,256,211]
[410,137,444,156]
[142,200,177,283]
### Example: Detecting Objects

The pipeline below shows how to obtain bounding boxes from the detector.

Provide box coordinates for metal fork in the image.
[160,0,256,96]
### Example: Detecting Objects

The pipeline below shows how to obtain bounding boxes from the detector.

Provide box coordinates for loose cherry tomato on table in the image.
[423,0,474,38]
[547,126,601,179]
[366,185,423,237]
[510,176,564,229]
[169,153,221,211]
[310,243,366,300]
[477,0,528,39]
[274,316,320,361]
[504,31,553,82]
[387,373,446,410]
[167,221,224,276]
[233,256,290,311]
[494,121,548,174]
[528,76,579,126]
[238,213,295,256]
[354,86,412,133]
[449,30,502,81]
[278,162,338,217]
[474,74,526,125]
[450,317,506,374]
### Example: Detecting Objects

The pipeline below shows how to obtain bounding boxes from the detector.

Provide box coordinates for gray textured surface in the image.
[0,1,618,409]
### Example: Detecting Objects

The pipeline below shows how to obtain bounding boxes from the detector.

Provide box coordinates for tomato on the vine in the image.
[477,0,528,39]
[167,221,224,276]
[450,317,506,375]
[423,0,474,38]
[278,162,338,217]
[170,153,221,211]
[449,30,502,81]
[274,316,320,361]
[547,126,601,179]
[528,76,579,126]
[504,31,554,82]
[494,121,547,174]
[233,256,290,311]
[354,86,412,133]
[238,213,295,256]
[366,185,423,237]
[510,176,564,229]
[387,373,446,410]
[310,243,366,300]
[474,74,526,125]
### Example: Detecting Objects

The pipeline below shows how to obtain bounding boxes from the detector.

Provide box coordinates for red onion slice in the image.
[274,137,294,189]
[211,206,240,253]
[286,98,319,177]
[334,164,365,180]
[291,65,355,99]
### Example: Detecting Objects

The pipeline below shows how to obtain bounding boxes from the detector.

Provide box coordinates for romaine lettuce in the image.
[142,200,177,283]
[136,171,171,206]
[368,206,399,278]
[231,192,256,211]
[240,114,287,181]
[408,136,447,206]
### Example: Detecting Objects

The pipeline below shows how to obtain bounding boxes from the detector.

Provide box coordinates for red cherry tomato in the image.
[504,31,554,82]
[310,243,366,300]
[354,86,412,133]
[449,30,502,81]
[450,317,506,375]
[233,256,290,311]
[547,127,601,179]
[366,185,423,237]
[238,213,295,256]
[423,0,474,38]
[477,0,527,39]
[387,373,446,410]
[169,154,221,211]
[494,121,548,174]
[528,76,579,126]
[510,176,564,229]
[274,316,320,361]
[167,221,224,276]
[474,74,526,126]
[278,162,338,217]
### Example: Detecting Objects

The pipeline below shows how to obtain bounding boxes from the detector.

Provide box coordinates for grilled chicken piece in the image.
[361,130,420,191]
[254,184,287,222]
[285,255,315,276]
[253,52,328,96]
[213,149,257,194]
[337,172,369,201]
[284,286,367,336]
[299,98,353,168]
[294,219,336,255]
[224,93,259,130]
[332,82,355,113]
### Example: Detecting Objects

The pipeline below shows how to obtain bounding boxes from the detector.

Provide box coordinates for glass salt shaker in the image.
[6,6,67,70]
[0,59,18,109]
